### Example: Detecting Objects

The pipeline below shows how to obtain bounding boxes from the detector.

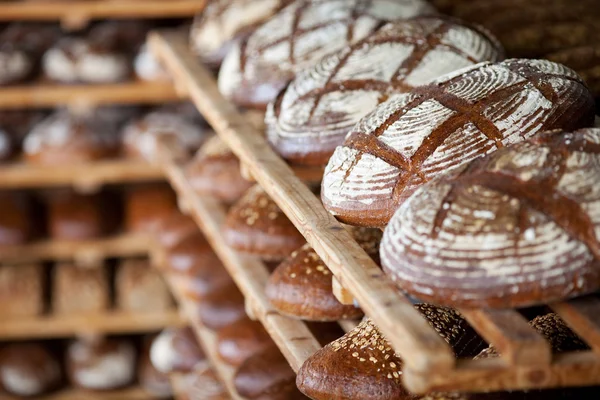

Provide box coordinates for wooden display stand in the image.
[149,30,600,394]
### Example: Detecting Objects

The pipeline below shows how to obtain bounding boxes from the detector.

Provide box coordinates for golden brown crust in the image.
[124,185,177,233]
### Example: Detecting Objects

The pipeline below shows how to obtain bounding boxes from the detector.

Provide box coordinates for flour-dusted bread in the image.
[0,264,44,318]
[218,0,436,109]
[115,259,173,313]
[267,17,504,166]
[381,128,600,308]
[190,0,293,67]
[322,59,596,227]
[150,327,206,374]
[52,262,110,315]
[547,45,600,97]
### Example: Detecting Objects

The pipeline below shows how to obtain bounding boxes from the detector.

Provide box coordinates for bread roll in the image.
[154,211,199,250]
[216,318,274,366]
[150,327,206,374]
[52,262,109,315]
[0,264,44,318]
[190,283,247,330]
[116,259,173,313]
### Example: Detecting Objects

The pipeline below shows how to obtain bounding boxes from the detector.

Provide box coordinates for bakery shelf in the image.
[1,386,155,400]
[0,309,185,340]
[0,233,151,265]
[157,144,322,373]
[0,159,163,189]
[0,0,206,30]
[0,80,181,109]
[149,30,600,394]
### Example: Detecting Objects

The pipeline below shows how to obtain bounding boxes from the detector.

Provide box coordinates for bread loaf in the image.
[216,318,275,366]
[547,45,600,97]
[52,262,109,314]
[150,327,206,374]
[180,364,229,400]
[267,17,503,166]
[190,0,293,67]
[322,59,596,227]
[116,259,173,313]
[46,191,105,241]
[0,264,44,318]
[190,283,247,330]
[381,128,600,308]
[153,211,199,250]
[218,0,436,109]
[124,185,177,233]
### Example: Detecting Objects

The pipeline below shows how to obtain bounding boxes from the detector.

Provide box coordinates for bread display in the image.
[186,135,253,204]
[216,318,275,366]
[66,337,137,390]
[124,184,177,233]
[266,226,381,321]
[222,185,305,261]
[266,17,504,166]
[0,191,32,246]
[0,263,44,318]
[190,0,294,67]
[23,111,120,165]
[153,211,199,250]
[381,128,600,308]
[46,191,105,241]
[322,59,596,227]
[0,343,62,397]
[150,327,206,374]
[52,262,110,315]
[218,0,436,109]
[115,258,173,313]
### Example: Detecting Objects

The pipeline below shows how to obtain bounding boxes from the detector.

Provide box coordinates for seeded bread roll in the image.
[66,338,136,391]
[153,211,199,250]
[116,259,173,313]
[124,185,177,233]
[0,264,44,318]
[322,59,596,227]
[216,318,275,366]
[222,185,305,261]
[190,0,294,67]
[186,135,253,204]
[382,129,600,308]
[23,111,120,165]
[46,191,105,241]
[218,0,436,109]
[0,343,62,397]
[52,262,109,315]
[266,17,504,166]
[266,227,381,321]
[0,192,32,246]
[150,327,206,374]
[139,336,173,399]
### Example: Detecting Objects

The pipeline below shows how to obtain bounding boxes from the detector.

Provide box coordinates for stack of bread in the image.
[180,0,600,399]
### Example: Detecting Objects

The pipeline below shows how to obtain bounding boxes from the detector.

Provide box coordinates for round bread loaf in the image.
[180,364,228,400]
[23,111,120,165]
[124,185,177,233]
[150,327,206,374]
[185,135,253,204]
[190,0,294,67]
[267,17,504,166]
[218,0,436,109]
[381,128,600,308]
[216,318,275,366]
[322,58,596,227]
[66,338,136,390]
[266,227,381,321]
[190,283,247,330]
[222,185,305,261]
[46,191,105,241]
[153,211,199,250]
[0,343,62,397]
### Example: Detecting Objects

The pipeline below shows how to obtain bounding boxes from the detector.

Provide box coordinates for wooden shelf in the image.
[0,159,163,190]
[0,309,185,340]
[0,233,151,265]
[1,386,155,400]
[0,0,206,30]
[0,80,182,109]
[149,30,600,395]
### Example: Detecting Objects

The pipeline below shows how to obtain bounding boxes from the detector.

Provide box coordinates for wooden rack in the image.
[149,30,600,394]
[0,0,206,30]
[1,386,155,400]
[0,159,163,190]
[0,233,151,265]
[0,80,181,110]
[0,309,185,340]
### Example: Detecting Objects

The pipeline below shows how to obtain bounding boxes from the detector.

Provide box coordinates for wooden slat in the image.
[0,159,163,189]
[158,145,321,372]
[461,309,552,365]
[0,386,156,400]
[551,296,600,355]
[404,350,600,394]
[0,233,151,265]
[338,319,360,333]
[149,29,455,373]
[0,80,181,109]
[0,310,184,340]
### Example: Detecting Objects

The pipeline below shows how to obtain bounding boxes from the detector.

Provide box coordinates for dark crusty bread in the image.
[234,346,307,400]
[381,128,600,308]
[0,263,44,318]
[150,327,206,374]
[124,184,177,233]
[0,343,62,397]
[266,227,381,321]
[115,258,173,313]
[46,191,105,241]
[189,283,247,330]
[218,0,436,109]
[186,135,253,204]
[266,17,504,166]
[297,304,485,400]
[222,185,305,261]
[322,58,596,227]
[179,363,228,400]
[216,318,275,366]
[52,262,109,315]
[153,211,199,250]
